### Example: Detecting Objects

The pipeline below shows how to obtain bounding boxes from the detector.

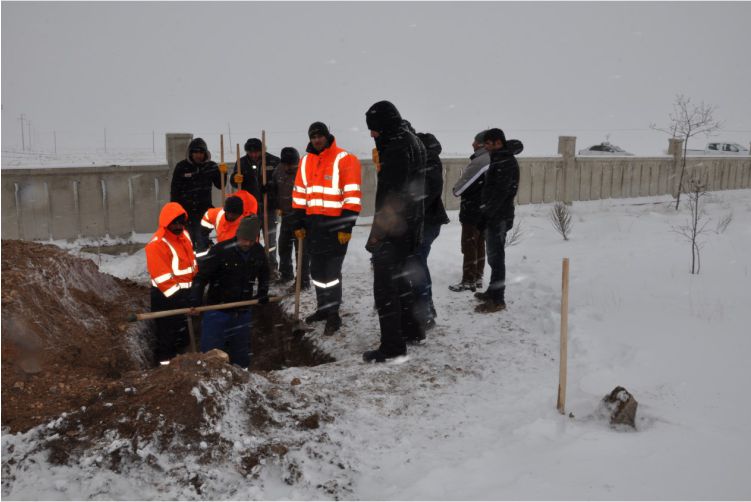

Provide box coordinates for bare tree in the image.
[674,176,709,274]
[505,219,524,249]
[550,202,573,241]
[650,94,722,210]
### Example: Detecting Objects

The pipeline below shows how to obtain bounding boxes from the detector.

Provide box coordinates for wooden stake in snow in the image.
[219,134,225,197]
[557,257,570,414]
[261,130,270,260]
[235,143,241,195]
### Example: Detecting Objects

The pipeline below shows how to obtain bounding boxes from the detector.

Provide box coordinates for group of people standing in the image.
[145,99,522,367]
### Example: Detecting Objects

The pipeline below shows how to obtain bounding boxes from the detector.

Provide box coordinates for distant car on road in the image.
[704,142,749,155]
[578,142,634,156]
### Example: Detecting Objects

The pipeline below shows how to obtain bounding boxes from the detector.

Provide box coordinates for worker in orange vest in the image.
[292,122,362,335]
[198,191,258,257]
[145,202,198,364]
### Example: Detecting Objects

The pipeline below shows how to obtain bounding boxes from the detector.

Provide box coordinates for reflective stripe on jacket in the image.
[291,139,362,216]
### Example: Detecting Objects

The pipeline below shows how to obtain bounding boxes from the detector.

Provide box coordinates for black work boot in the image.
[323,313,342,335]
[305,310,328,324]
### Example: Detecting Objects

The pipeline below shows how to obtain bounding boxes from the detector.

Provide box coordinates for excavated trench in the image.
[1,240,333,434]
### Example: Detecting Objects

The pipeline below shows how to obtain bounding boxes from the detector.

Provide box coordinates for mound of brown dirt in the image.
[1,239,152,433]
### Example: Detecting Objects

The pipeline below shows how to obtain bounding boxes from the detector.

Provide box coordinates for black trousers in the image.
[150,287,191,363]
[278,214,310,282]
[372,241,423,356]
[308,216,349,316]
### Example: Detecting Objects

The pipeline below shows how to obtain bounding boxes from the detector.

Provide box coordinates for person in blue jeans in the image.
[475,128,523,313]
[190,216,269,368]
[414,132,450,331]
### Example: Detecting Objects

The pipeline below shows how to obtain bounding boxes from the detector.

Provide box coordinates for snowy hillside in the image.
[3,191,751,499]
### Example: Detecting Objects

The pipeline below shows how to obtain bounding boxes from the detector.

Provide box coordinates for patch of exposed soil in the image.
[1,239,152,433]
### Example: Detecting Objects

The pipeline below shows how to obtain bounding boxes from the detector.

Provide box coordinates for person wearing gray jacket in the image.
[449,131,490,292]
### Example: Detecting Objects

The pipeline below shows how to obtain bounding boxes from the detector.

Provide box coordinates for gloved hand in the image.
[258,295,269,305]
[218,163,227,174]
[338,231,351,245]
[233,173,244,185]
[294,228,306,240]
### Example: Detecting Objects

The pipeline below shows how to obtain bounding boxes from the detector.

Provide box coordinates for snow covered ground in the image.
[1,149,165,169]
[3,190,751,500]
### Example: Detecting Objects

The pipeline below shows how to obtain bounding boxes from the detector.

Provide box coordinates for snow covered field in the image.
[3,190,751,500]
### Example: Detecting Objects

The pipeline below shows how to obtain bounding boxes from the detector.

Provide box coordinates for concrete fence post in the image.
[166,133,193,179]
[558,136,576,204]
[669,138,683,198]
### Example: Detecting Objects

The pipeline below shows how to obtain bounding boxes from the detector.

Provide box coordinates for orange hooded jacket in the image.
[291,139,362,216]
[145,202,197,298]
[200,190,258,244]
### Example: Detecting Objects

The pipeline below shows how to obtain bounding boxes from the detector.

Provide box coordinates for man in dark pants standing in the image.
[230,138,281,272]
[414,132,449,330]
[475,128,523,313]
[292,122,362,335]
[170,138,222,252]
[450,131,489,293]
[271,147,310,288]
[363,100,427,363]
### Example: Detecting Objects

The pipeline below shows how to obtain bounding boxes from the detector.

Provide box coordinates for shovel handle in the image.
[129,295,285,322]
[294,236,304,322]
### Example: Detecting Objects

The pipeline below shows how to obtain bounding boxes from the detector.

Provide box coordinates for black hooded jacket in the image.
[365,101,427,254]
[416,132,450,226]
[230,152,281,212]
[170,138,221,220]
[481,139,523,224]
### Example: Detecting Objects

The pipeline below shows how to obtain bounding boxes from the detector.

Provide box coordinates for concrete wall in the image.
[2,135,750,241]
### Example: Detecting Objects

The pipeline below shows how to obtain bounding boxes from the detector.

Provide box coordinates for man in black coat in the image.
[230,138,281,272]
[414,132,449,330]
[170,137,222,252]
[363,100,427,363]
[190,216,269,368]
[271,147,310,287]
[475,128,522,313]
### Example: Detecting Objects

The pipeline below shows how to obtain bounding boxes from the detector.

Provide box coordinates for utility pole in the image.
[19,114,26,151]
[104,127,107,153]
[152,130,155,153]
[54,130,57,154]
[27,119,32,151]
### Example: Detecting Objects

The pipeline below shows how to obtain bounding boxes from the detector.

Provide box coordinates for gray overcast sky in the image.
[2,1,751,157]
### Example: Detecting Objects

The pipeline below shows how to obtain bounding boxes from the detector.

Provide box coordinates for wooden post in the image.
[557,257,570,414]
[186,315,198,353]
[235,144,241,195]
[261,130,270,259]
[220,134,225,197]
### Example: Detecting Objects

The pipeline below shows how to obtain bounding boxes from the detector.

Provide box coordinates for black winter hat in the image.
[224,195,244,215]
[236,215,260,241]
[474,130,489,144]
[365,101,403,133]
[244,138,262,152]
[189,137,208,153]
[308,122,330,139]
[280,147,300,165]
[483,128,506,144]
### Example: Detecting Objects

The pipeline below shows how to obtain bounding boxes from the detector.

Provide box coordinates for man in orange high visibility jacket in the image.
[145,202,198,364]
[292,122,362,335]
[198,191,258,257]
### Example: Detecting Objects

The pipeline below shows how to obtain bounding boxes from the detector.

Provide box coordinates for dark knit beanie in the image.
[189,137,208,153]
[244,138,262,152]
[365,100,403,133]
[236,215,260,241]
[224,195,244,215]
[475,130,489,144]
[483,128,506,144]
[280,147,300,165]
[308,122,330,139]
